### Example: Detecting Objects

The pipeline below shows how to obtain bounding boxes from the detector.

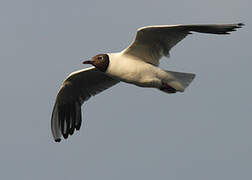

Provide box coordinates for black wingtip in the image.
[63,133,69,139]
[76,124,81,131]
[55,138,61,142]
[69,128,75,135]
[237,23,245,27]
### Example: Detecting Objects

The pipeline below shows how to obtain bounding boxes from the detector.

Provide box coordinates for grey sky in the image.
[0,0,251,179]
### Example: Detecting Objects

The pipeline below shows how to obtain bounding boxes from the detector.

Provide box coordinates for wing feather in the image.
[51,67,119,142]
[122,23,244,66]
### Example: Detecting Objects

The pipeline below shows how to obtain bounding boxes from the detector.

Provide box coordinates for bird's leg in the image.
[159,82,177,94]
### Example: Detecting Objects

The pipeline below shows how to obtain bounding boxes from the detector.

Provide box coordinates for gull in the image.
[51,23,244,142]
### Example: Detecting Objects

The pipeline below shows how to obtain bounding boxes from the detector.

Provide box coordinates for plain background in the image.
[0,0,251,179]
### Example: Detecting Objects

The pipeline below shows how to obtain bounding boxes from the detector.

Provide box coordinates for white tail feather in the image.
[165,70,196,91]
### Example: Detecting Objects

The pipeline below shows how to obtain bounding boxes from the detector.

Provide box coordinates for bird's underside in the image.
[51,23,244,142]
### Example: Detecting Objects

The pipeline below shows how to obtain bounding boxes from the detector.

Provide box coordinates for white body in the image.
[107,52,185,91]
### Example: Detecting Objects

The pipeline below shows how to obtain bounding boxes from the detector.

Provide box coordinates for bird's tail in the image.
[165,70,196,92]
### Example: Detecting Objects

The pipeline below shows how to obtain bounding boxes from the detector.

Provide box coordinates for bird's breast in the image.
[106,53,162,88]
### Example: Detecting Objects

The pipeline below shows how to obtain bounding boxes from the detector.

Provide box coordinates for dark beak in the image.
[82,60,93,64]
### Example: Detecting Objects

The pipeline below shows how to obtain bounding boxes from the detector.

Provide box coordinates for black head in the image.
[83,54,109,72]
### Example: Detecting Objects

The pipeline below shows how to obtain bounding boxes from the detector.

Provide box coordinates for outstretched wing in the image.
[51,67,119,142]
[122,23,244,66]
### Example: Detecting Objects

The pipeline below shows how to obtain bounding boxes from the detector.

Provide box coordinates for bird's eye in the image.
[97,56,103,60]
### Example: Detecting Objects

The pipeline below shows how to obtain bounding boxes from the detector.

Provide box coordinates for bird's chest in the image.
[106,58,161,87]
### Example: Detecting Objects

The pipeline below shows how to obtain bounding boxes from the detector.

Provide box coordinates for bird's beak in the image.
[82,60,93,65]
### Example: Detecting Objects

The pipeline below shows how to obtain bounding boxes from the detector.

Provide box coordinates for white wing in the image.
[122,23,244,66]
[51,67,119,142]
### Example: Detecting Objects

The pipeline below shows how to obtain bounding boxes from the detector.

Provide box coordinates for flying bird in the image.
[51,23,244,142]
